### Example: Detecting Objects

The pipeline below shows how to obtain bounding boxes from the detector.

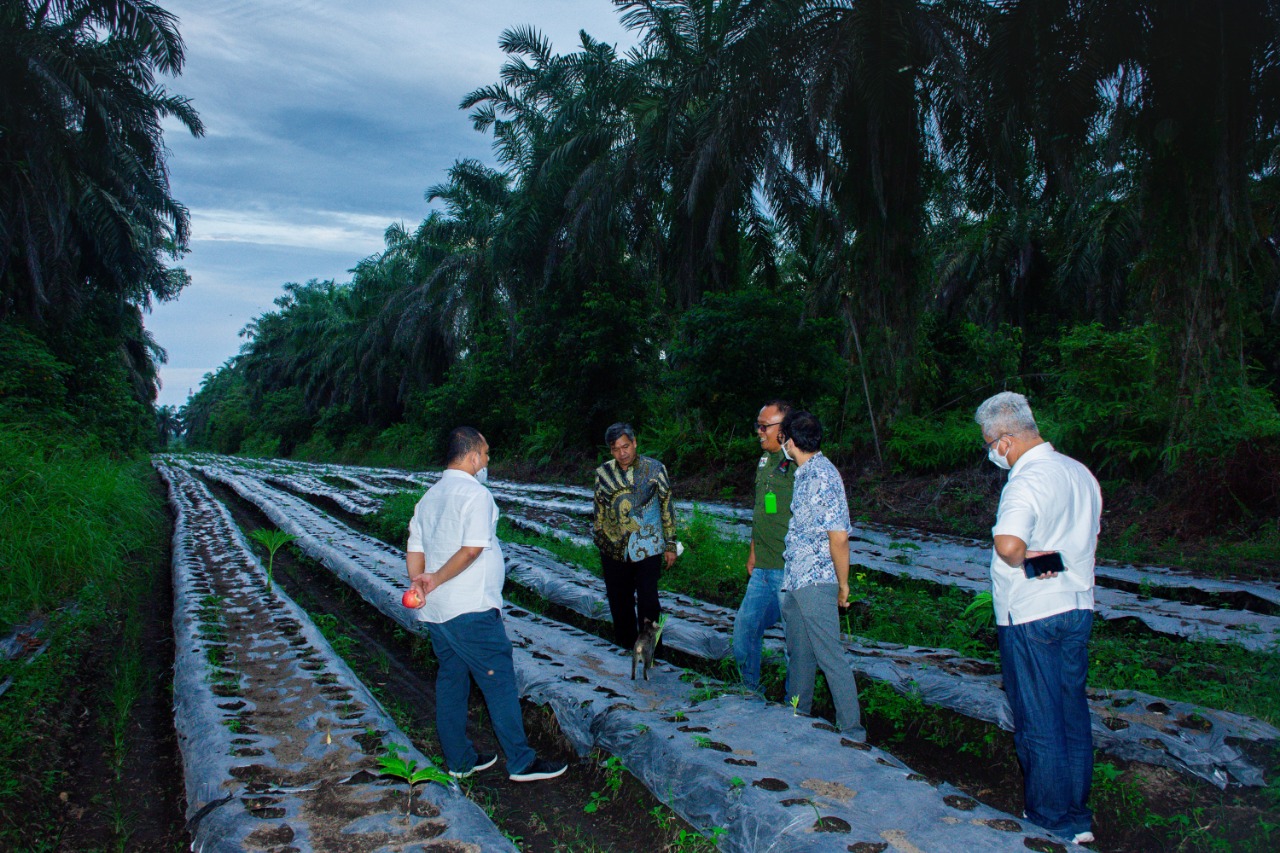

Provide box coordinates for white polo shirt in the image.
[406,469,505,624]
[990,442,1102,626]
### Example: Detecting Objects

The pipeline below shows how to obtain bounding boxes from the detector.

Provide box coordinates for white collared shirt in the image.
[407,469,505,623]
[990,442,1102,626]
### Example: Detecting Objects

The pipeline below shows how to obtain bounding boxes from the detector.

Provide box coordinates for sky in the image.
[148,1,636,407]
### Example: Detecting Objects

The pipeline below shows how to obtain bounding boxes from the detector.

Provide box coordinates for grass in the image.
[0,431,170,848]
[0,425,164,634]
[1097,519,1280,578]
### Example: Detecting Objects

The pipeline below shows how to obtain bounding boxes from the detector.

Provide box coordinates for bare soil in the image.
[30,477,188,851]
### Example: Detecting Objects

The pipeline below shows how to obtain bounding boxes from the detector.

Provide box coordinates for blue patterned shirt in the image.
[783,452,851,590]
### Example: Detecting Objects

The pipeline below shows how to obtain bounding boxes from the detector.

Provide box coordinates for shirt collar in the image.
[1010,441,1054,475]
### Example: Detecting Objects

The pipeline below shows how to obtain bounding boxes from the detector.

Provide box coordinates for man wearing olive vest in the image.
[732,400,795,692]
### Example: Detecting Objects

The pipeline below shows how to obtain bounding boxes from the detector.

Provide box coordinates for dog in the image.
[631,618,659,681]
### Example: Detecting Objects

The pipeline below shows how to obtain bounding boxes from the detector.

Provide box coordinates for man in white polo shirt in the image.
[976,392,1101,846]
[406,426,567,783]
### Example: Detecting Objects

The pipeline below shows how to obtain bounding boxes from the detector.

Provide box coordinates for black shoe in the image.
[448,752,498,779]
[508,757,568,782]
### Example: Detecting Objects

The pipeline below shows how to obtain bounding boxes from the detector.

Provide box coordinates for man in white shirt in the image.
[976,392,1101,846]
[406,426,567,783]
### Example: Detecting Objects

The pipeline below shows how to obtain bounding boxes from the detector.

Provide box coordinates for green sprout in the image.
[790,694,801,715]
[377,743,452,816]
[249,528,297,590]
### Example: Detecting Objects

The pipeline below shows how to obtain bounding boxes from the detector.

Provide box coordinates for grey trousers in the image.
[781,582,865,740]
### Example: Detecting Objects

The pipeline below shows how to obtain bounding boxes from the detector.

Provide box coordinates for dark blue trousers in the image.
[998,608,1094,838]
[426,608,536,775]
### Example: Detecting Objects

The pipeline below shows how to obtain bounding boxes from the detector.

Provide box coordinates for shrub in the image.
[885,410,980,472]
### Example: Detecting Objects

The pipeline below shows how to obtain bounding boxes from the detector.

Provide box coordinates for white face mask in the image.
[987,438,1011,470]
[475,466,489,485]
[781,439,794,462]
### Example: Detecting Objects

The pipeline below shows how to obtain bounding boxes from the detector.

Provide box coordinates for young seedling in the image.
[377,743,452,817]
[790,694,801,715]
[249,528,297,591]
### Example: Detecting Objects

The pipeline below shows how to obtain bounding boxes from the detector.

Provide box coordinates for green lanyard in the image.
[763,458,790,514]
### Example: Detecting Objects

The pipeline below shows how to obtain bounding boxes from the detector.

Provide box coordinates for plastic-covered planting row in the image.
[157,462,514,852]
[173,454,424,514]
[190,463,1280,790]
[188,469,1067,851]
[184,455,1280,611]
[839,532,1280,653]
[184,455,386,517]
[500,545,1279,790]
[504,508,593,547]
[303,454,1280,635]
[848,519,1280,609]
[180,453,433,497]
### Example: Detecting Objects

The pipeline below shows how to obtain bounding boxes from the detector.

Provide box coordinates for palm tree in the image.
[952,0,1280,447]
[156,404,180,445]
[0,0,203,325]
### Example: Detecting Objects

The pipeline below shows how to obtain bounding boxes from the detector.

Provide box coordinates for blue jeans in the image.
[998,609,1094,839]
[732,567,784,691]
[426,608,536,775]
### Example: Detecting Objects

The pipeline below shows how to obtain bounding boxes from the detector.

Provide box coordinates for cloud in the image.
[190,207,393,254]
[149,0,637,408]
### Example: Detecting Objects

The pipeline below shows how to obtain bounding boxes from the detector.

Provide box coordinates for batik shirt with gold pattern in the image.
[592,455,677,562]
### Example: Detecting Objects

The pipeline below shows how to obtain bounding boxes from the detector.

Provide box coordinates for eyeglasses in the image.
[983,433,1012,450]
[754,420,783,432]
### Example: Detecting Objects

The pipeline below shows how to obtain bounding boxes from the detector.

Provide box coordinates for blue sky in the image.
[148,1,634,407]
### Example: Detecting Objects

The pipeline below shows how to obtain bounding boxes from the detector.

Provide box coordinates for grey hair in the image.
[974,392,1040,438]
[604,422,636,446]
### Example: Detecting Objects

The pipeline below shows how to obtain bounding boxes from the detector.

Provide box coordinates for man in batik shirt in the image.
[592,422,678,649]
[779,410,864,740]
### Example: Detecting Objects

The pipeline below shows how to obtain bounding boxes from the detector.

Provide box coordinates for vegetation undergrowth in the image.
[0,463,170,848]
[0,426,164,634]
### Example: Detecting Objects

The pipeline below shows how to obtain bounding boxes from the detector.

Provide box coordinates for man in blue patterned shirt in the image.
[779,410,864,739]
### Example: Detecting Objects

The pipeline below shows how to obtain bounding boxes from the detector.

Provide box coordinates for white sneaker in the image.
[1072,830,1095,845]
[448,752,497,779]
[509,757,568,782]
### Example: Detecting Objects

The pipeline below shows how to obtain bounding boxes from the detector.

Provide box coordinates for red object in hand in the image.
[401,587,425,609]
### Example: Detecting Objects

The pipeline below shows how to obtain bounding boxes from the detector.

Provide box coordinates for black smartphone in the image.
[1023,551,1065,579]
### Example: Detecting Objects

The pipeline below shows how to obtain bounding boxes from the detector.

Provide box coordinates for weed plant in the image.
[497,520,601,575]
[0,426,162,634]
[0,458,168,847]
[662,508,750,604]
[363,489,425,547]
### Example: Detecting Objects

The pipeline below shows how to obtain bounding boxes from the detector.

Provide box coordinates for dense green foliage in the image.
[183,0,1280,513]
[0,425,164,634]
[0,465,169,846]
[0,9,195,837]
[0,0,201,453]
